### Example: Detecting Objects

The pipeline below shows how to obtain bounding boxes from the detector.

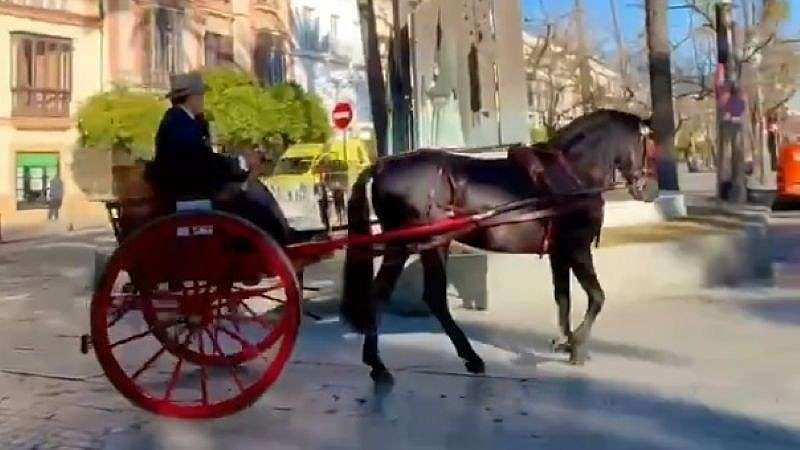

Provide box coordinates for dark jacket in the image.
[148,107,247,198]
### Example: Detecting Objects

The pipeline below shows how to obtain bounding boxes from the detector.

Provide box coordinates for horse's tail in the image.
[341,166,377,334]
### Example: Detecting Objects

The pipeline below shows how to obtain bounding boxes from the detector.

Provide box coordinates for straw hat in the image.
[166,71,205,99]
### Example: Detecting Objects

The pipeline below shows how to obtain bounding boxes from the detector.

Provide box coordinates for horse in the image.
[341,109,657,384]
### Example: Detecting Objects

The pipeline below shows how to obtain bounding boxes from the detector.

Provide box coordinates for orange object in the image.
[777,143,800,197]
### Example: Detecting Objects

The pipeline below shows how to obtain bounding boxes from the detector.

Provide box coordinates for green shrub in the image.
[77,87,167,158]
[76,68,332,159]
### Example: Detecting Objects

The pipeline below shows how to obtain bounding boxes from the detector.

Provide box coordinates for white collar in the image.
[179,105,195,120]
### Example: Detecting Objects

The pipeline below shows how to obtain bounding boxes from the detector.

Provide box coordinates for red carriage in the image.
[82,169,600,420]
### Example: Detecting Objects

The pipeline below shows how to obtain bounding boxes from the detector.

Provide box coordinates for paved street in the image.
[1,216,800,450]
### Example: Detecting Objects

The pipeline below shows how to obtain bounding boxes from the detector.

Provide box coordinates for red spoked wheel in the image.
[91,212,300,419]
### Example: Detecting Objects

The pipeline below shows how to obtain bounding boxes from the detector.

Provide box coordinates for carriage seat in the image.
[507,144,584,196]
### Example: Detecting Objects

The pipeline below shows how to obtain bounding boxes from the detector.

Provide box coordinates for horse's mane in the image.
[549,109,644,151]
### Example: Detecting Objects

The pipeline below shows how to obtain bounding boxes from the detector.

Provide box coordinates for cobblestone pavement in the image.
[0,373,146,450]
[3,215,800,449]
[0,229,148,449]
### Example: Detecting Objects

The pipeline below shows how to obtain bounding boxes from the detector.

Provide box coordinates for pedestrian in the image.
[48,173,63,221]
[315,173,331,233]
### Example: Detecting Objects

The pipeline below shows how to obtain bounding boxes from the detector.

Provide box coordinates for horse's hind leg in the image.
[420,248,485,374]
[549,250,573,353]
[568,245,605,365]
[362,246,408,384]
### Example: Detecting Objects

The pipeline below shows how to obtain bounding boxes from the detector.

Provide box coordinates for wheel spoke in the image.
[230,283,283,298]
[257,293,286,304]
[131,346,167,380]
[163,331,194,401]
[237,302,274,332]
[216,325,259,357]
[198,334,209,405]
[205,328,246,394]
[163,358,184,402]
[109,320,181,349]
[110,329,153,349]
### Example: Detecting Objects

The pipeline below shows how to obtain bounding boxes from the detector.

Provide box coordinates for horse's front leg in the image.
[420,247,485,374]
[548,251,573,354]
[568,245,605,365]
[362,246,409,385]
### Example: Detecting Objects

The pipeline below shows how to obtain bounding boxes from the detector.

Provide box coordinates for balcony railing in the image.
[12,87,70,117]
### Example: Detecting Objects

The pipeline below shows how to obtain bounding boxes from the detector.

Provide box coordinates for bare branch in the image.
[671,33,693,51]
[672,2,716,30]
[766,90,797,115]
[741,34,776,63]
[529,24,553,70]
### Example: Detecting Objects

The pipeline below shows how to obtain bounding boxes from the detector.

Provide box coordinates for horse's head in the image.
[550,110,659,201]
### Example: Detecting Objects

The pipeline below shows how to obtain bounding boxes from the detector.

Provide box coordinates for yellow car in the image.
[267,139,374,202]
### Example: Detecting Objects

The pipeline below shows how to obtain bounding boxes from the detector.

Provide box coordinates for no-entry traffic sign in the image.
[332,102,353,130]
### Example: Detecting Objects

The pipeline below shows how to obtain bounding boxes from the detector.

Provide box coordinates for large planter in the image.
[386,251,489,317]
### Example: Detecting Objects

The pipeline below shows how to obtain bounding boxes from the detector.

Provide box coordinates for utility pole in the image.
[574,0,593,113]
[609,0,629,86]
[645,0,680,192]
[357,0,389,157]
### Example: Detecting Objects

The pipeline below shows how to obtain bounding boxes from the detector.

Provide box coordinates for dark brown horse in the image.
[341,110,657,384]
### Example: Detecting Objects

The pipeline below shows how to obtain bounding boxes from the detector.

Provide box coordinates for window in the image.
[10,33,71,117]
[143,7,184,88]
[330,15,339,42]
[274,158,313,175]
[255,32,286,86]
[299,6,320,50]
[15,152,59,210]
[204,32,234,67]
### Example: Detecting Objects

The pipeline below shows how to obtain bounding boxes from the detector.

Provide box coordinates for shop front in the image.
[15,152,60,210]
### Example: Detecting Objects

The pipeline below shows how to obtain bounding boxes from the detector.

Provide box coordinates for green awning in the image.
[17,153,59,168]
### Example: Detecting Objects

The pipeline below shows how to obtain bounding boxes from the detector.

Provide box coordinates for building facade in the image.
[288,0,371,130]
[0,0,294,226]
[104,0,292,90]
[0,0,104,225]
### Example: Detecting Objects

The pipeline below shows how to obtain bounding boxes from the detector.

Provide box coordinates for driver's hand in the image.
[244,150,268,178]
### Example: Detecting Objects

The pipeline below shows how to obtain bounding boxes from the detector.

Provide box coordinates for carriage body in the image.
[90,162,308,418]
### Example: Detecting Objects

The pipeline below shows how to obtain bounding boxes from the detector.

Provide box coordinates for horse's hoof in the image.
[551,338,572,354]
[568,346,589,365]
[370,368,395,385]
[465,358,485,374]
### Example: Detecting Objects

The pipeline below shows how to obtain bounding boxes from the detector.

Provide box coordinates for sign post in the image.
[332,102,354,161]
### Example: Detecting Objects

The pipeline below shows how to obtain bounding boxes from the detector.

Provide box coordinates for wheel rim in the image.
[91,213,300,419]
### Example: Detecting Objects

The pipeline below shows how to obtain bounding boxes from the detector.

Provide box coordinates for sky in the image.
[521,0,800,59]
[520,0,800,109]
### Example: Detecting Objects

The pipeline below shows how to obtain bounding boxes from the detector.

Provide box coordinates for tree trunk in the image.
[357,0,389,157]
[645,0,679,191]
